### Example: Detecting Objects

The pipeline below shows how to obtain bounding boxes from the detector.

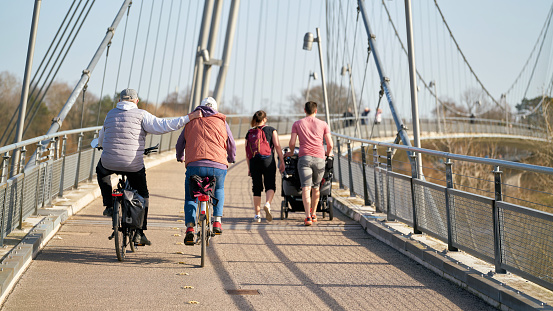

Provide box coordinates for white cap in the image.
[201,97,217,111]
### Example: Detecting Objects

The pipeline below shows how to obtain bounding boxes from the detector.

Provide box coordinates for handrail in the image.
[331,132,553,175]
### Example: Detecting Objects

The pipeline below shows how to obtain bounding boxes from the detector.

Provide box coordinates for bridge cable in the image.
[177,0,194,109]
[166,0,183,102]
[505,4,553,97]
[22,0,96,136]
[127,0,145,88]
[432,0,500,108]
[279,0,290,112]
[138,0,155,94]
[357,45,372,139]
[0,0,82,145]
[155,0,174,115]
[268,0,280,110]
[145,0,164,108]
[251,0,264,110]
[369,85,384,141]
[523,8,553,100]
[380,0,471,118]
[96,41,111,126]
[112,1,132,108]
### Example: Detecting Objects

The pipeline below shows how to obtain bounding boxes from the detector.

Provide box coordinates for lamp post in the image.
[429,81,441,133]
[341,64,361,138]
[305,71,318,102]
[303,28,331,132]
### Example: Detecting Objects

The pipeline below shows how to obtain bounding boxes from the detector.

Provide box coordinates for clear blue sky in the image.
[0,0,551,118]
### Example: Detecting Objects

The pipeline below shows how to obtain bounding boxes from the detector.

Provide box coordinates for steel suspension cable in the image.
[279,0,290,111]
[432,0,500,107]
[0,0,82,145]
[22,0,96,136]
[146,0,165,107]
[112,1,132,106]
[127,0,145,87]
[166,0,183,99]
[269,0,280,108]
[251,0,264,110]
[523,9,553,99]
[138,0,155,94]
[177,0,193,106]
[96,42,111,126]
[155,0,174,114]
[10,0,92,141]
[506,4,553,96]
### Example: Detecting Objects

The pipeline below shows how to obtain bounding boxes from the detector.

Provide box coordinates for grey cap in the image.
[120,88,138,101]
[201,97,217,111]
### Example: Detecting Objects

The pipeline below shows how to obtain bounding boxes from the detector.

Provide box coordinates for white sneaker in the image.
[263,203,273,222]
[254,215,261,223]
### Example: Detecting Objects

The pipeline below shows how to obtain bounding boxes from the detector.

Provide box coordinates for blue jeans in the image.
[184,166,227,226]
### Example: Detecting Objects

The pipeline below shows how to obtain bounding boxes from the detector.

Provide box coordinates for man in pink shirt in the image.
[285,101,334,226]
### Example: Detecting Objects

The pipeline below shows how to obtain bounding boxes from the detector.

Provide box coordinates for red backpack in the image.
[245,126,272,160]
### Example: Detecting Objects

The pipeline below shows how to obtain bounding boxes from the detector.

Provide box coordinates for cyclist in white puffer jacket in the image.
[97,88,201,245]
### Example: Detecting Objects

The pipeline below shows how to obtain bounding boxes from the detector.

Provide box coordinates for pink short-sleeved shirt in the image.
[291,116,330,159]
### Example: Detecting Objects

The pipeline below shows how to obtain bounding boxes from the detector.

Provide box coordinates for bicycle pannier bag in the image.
[245,126,272,160]
[122,189,145,229]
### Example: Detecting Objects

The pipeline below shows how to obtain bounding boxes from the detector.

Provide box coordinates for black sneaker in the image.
[103,206,113,217]
[134,231,151,246]
[184,227,195,245]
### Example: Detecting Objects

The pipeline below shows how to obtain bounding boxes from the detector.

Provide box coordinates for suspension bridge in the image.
[1,0,553,310]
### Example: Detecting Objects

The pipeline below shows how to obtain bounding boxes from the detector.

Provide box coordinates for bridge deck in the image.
[1,146,496,310]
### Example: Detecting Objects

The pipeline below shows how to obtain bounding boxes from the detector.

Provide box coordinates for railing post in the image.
[158,134,164,154]
[238,118,243,139]
[386,147,394,221]
[1,152,11,183]
[410,153,422,234]
[373,145,381,212]
[89,131,98,181]
[444,158,458,251]
[360,144,371,206]
[59,135,67,197]
[336,138,343,189]
[493,166,507,274]
[347,140,355,197]
[18,147,27,174]
[74,133,83,189]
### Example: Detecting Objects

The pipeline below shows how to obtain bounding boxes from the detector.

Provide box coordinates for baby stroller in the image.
[281,147,334,220]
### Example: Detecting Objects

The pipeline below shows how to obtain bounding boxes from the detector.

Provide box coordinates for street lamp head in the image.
[303,32,314,51]
[313,72,318,80]
[429,81,435,88]
[341,66,347,76]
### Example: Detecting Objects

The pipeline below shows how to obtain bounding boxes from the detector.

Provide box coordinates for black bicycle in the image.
[110,144,158,261]
[91,139,158,261]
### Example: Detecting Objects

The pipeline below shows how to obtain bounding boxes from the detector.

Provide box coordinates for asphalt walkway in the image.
[0,148,498,310]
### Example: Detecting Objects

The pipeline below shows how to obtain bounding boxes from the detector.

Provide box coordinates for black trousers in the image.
[250,155,276,197]
[96,159,149,230]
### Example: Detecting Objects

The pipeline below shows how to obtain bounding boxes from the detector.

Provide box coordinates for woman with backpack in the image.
[245,110,285,223]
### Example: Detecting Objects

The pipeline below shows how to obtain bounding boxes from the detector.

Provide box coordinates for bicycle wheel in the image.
[113,199,125,261]
[200,213,207,267]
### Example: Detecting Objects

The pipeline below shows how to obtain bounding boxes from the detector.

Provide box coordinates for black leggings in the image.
[250,156,276,196]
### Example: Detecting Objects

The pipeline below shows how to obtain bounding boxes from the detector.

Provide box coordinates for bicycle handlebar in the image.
[144,144,159,155]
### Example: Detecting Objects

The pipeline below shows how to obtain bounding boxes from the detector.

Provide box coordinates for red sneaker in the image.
[213,221,222,235]
[304,218,312,226]
[184,227,195,245]
[311,214,317,222]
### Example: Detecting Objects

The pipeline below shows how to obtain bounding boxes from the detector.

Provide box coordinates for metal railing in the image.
[331,116,548,140]
[0,126,182,246]
[331,132,553,291]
